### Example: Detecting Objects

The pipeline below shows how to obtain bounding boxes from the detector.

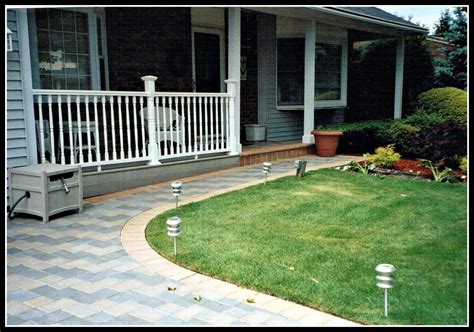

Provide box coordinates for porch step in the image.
[240,142,315,166]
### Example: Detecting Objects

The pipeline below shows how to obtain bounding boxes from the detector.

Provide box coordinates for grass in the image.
[146,168,467,325]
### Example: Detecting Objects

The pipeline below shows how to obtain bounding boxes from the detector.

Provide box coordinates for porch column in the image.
[228,7,242,153]
[302,20,316,144]
[394,37,405,119]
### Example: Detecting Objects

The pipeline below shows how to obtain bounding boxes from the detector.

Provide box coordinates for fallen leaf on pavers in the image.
[246,298,256,303]
[167,286,177,291]
[311,278,319,284]
[194,295,202,301]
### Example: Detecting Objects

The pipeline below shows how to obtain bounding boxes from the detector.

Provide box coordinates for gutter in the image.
[310,6,429,34]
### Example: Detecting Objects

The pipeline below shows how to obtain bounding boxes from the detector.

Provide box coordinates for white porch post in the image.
[302,20,316,144]
[225,79,238,155]
[141,75,161,165]
[228,7,242,153]
[394,37,405,119]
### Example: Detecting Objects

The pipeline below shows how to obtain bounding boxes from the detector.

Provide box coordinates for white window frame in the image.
[27,7,108,90]
[275,29,348,110]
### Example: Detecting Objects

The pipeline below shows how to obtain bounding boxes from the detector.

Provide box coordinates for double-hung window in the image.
[276,23,348,109]
[28,8,108,90]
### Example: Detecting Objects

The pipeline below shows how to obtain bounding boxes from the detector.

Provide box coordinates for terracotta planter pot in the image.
[311,130,343,157]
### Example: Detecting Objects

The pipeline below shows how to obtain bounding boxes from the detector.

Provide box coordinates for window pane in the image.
[35,9,48,29]
[63,33,77,53]
[48,9,62,31]
[62,11,76,32]
[77,55,90,75]
[100,58,106,90]
[52,75,66,89]
[79,76,91,90]
[75,12,88,33]
[37,30,50,51]
[50,50,65,74]
[277,38,305,106]
[66,76,79,90]
[49,31,63,51]
[40,75,53,89]
[65,54,78,74]
[38,52,52,74]
[315,43,342,101]
[77,34,89,54]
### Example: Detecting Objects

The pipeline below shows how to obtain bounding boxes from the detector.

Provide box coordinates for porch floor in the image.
[6,154,360,327]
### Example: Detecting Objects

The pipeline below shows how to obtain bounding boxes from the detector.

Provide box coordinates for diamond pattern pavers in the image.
[7,155,360,326]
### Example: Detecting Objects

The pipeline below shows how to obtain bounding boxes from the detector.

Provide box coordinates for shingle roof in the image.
[327,7,427,30]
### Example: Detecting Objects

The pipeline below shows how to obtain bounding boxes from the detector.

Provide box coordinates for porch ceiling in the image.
[246,7,428,38]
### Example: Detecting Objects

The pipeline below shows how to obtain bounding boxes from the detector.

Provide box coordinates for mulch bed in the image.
[358,159,465,181]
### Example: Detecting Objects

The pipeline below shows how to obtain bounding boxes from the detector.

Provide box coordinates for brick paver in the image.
[6,155,362,326]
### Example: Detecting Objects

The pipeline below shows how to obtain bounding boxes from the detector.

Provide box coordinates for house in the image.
[5,6,428,199]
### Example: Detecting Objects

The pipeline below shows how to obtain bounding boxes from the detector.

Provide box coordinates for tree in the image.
[434,9,452,36]
[433,7,467,89]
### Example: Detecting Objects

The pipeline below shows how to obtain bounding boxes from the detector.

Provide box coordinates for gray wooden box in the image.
[8,164,83,223]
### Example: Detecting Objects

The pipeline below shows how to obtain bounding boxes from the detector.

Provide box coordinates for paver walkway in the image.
[6,155,362,326]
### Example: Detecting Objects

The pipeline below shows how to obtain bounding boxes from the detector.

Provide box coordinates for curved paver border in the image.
[121,159,363,326]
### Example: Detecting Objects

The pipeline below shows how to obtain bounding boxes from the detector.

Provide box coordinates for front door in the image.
[193,31,222,92]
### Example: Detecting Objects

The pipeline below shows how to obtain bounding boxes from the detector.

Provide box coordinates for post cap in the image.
[141,75,158,81]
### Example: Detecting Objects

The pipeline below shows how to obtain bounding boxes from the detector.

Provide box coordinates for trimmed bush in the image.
[364,144,401,168]
[459,156,468,174]
[416,87,467,125]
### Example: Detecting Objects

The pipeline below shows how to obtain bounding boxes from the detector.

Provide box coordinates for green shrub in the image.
[416,87,467,125]
[364,144,401,168]
[317,120,393,154]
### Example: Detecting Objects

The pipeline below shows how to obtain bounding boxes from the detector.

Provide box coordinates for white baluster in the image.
[168,96,174,155]
[155,97,162,157]
[210,96,214,151]
[192,96,197,154]
[67,95,74,164]
[110,96,117,160]
[226,97,230,149]
[186,97,191,153]
[117,96,125,159]
[101,96,109,161]
[57,96,65,164]
[204,96,209,151]
[215,96,220,150]
[125,96,132,159]
[37,95,46,163]
[139,96,146,157]
[93,96,101,170]
[198,96,203,151]
[175,96,181,154]
[220,96,225,150]
[132,96,139,158]
[76,96,83,164]
[85,96,92,163]
[162,96,168,156]
[47,95,56,163]
[180,96,185,154]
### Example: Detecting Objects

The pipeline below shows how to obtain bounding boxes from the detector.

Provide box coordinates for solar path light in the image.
[262,162,272,185]
[294,160,307,177]
[166,216,182,258]
[375,263,396,317]
[171,181,182,208]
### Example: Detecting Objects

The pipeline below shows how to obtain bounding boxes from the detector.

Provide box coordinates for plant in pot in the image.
[311,130,343,157]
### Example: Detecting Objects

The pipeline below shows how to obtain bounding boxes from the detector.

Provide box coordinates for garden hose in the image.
[8,191,31,220]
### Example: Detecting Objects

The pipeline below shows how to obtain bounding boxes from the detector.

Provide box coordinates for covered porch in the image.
[23,6,426,196]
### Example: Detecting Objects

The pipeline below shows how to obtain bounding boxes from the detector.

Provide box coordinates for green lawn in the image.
[146,168,467,325]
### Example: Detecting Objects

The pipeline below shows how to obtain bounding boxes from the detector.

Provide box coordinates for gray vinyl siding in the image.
[257,13,304,142]
[7,9,30,169]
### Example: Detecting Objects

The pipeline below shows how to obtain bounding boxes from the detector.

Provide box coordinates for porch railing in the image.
[32,76,238,171]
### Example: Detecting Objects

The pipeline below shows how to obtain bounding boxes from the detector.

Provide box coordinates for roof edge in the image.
[310,6,429,34]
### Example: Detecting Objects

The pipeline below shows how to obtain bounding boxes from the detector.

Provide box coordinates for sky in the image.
[377,6,456,34]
